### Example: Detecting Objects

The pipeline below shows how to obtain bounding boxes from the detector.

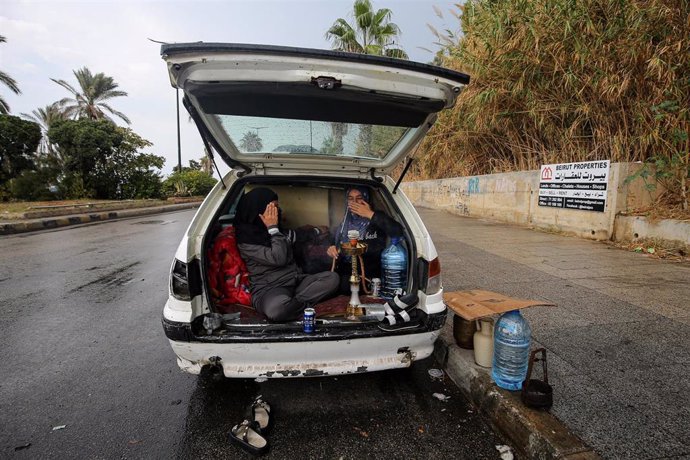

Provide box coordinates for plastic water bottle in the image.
[491,310,531,391]
[380,237,407,299]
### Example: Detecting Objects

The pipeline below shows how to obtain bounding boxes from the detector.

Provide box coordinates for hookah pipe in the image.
[331,207,372,295]
[331,239,371,295]
[331,250,370,295]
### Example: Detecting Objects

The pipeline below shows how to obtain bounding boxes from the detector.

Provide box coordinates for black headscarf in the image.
[235,187,279,246]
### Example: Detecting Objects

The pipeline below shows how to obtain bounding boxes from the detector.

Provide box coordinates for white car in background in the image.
[161,43,470,378]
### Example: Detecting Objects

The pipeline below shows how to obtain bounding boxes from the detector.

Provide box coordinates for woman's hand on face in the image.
[327,245,339,259]
[259,202,279,228]
[348,200,374,220]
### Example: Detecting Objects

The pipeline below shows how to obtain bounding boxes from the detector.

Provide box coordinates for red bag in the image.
[207,226,252,307]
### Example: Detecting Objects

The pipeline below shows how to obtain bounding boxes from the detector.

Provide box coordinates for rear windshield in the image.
[216,115,409,159]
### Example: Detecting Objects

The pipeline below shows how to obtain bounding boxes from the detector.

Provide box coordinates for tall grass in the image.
[414,0,689,209]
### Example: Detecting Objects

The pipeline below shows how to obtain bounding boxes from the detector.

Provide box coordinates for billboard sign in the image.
[538,160,610,212]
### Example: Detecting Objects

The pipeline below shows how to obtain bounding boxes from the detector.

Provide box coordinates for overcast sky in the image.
[1,0,460,175]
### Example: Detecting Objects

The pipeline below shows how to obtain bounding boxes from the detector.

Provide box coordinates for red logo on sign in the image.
[541,167,553,181]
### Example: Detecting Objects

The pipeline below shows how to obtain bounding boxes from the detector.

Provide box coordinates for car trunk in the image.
[194,177,418,338]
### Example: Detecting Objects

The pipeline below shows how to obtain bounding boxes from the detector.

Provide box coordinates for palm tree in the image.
[326,1,409,154]
[0,35,21,114]
[330,122,349,154]
[200,151,213,174]
[51,67,130,124]
[21,103,68,161]
[325,0,408,59]
[239,131,263,152]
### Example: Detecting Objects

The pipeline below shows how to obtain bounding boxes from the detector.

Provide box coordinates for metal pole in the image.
[176,88,182,172]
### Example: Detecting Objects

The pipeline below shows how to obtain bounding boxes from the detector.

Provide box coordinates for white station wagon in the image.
[161,43,470,378]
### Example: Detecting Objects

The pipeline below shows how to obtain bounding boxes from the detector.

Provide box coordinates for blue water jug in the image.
[380,237,407,299]
[491,310,532,391]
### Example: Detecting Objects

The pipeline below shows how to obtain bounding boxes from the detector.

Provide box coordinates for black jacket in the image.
[238,227,301,306]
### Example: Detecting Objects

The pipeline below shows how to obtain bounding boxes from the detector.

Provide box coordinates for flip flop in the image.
[228,420,268,456]
[384,293,419,317]
[248,396,272,433]
[378,309,422,332]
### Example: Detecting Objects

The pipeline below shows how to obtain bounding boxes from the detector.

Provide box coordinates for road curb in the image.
[434,321,600,460]
[0,202,201,236]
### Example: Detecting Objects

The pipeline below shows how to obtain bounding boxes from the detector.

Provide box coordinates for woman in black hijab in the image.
[327,186,403,294]
[235,187,339,322]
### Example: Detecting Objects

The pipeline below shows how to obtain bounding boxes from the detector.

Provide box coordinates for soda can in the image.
[303,308,316,333]
[370,278,381,297]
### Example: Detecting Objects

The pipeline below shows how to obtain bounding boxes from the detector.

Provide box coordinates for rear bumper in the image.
[162,309,447,378]
[168,331,439,378]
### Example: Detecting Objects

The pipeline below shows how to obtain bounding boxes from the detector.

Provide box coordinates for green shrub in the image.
[0,114,41,200]
[10,169,60,201]
[163,170,217,197]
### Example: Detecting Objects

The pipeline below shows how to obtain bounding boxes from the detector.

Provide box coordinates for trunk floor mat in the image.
[215,295,386,320]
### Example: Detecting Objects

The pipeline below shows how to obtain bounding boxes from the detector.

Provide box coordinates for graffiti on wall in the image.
[468,177,480,195]
[417,178,479,216]
[494,178,517,194]
[455,202,470,215]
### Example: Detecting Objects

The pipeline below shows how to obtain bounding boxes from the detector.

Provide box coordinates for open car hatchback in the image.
[161,43,470,378]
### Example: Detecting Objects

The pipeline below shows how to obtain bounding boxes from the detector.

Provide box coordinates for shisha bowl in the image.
[340,241,367,256]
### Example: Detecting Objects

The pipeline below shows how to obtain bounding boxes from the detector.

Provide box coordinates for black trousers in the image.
[255,271,339,322]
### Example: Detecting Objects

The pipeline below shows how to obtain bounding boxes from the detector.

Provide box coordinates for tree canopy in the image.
[48,119,164,199]
[240,131,263,152]
[21,102,68,164]
[51,67,131,124]
[0,36,21,114]
[326,0,408,59]
[0,115,41,191]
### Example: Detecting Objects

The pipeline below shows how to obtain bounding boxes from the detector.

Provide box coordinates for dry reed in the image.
[412,0,689,210]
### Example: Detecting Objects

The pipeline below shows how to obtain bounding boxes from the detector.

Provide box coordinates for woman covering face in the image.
[235,187,339,322]
[335,187,374,246]
[328,186,403,295]
[235,187,279,246]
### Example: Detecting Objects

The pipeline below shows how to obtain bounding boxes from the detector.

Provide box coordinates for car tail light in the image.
[418,257,442,295]
[426,257,442,294]
[170,258,201,301]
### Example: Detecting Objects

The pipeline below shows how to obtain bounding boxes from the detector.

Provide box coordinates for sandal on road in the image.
[228,420,268,456]
[248,396,272,433]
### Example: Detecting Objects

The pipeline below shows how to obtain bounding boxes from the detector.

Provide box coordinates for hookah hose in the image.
[359,254,370,294]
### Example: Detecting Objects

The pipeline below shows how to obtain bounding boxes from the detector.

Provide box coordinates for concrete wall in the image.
[613,216,690,247]
[401,162,688,246]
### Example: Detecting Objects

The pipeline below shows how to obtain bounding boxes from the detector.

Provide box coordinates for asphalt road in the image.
[0,210,509,459]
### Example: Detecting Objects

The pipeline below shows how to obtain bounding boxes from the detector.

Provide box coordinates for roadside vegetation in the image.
[0,60,215,203]
[412,0,688,216]
[0,198,190,221]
